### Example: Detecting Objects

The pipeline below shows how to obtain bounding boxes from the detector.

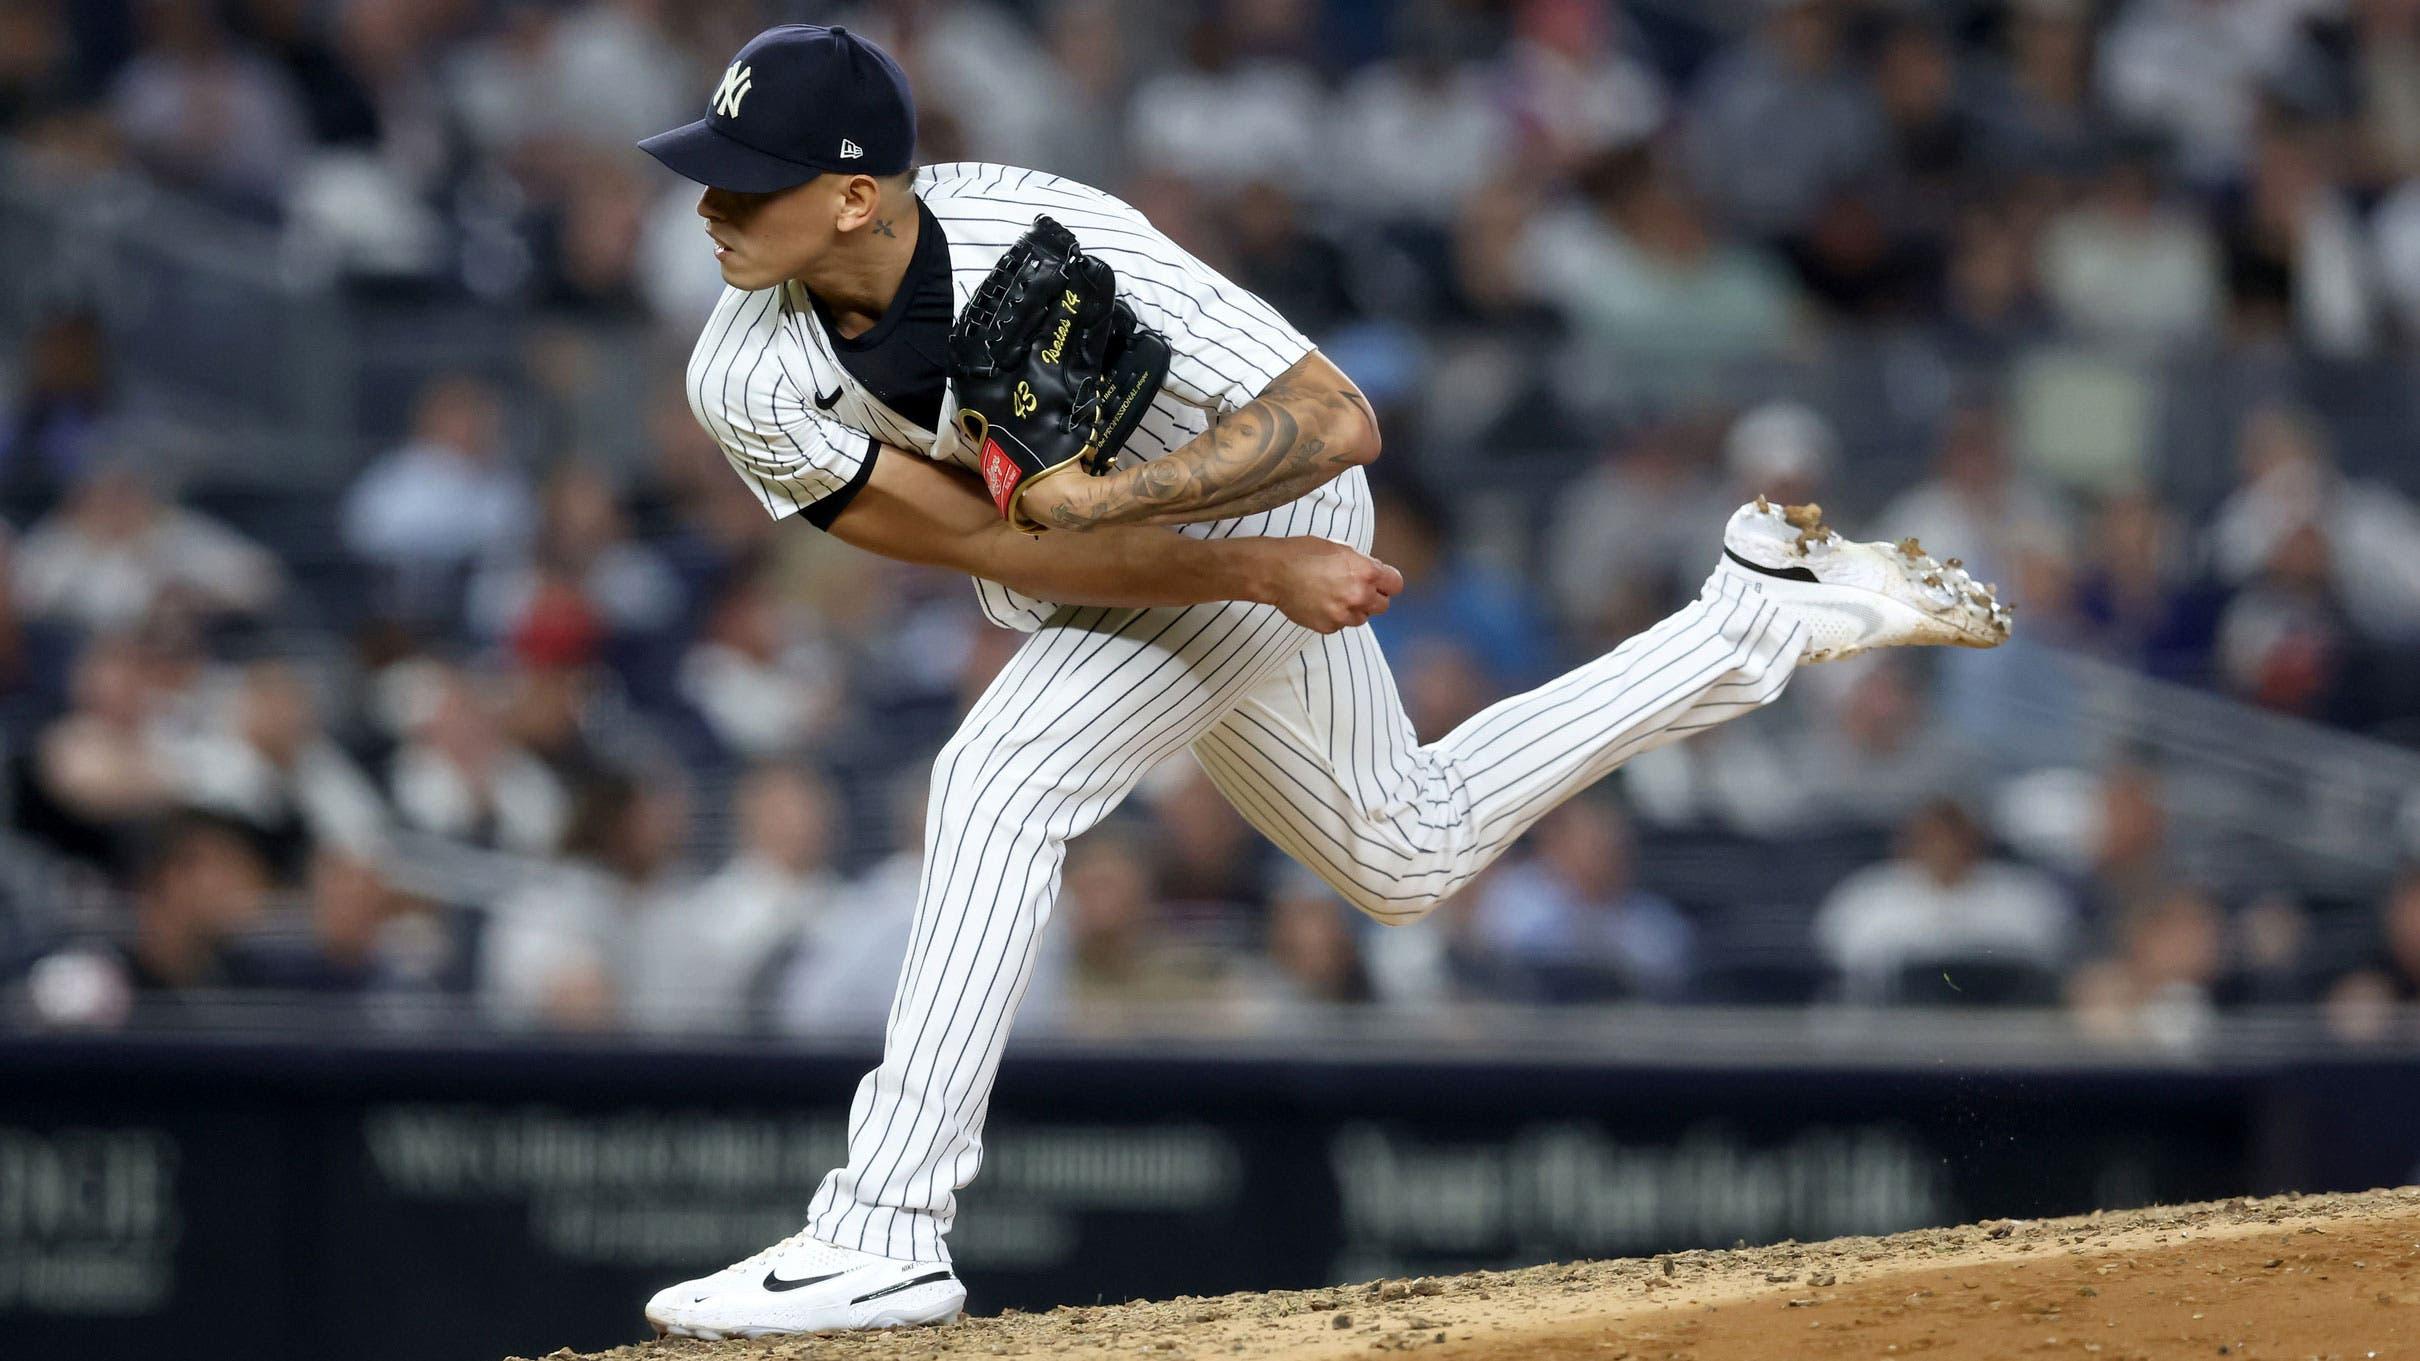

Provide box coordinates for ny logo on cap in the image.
[713,62,753,118]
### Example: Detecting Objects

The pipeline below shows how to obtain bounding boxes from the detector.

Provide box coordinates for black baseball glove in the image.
[948,216,1170,533]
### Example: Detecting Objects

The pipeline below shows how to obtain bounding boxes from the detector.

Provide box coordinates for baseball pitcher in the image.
[634,24,2009,1339]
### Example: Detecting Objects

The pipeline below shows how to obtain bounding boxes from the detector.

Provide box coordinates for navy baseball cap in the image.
[639,25,915,193]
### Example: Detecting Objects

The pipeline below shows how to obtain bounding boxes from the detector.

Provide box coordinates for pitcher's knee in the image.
[1331,877,1447,927]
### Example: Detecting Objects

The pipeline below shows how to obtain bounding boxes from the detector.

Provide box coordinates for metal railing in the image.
[2009,648,2420,892]
[0,145,358,482]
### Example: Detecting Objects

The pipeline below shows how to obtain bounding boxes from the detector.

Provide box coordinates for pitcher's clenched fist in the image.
[1261,538,1402,633]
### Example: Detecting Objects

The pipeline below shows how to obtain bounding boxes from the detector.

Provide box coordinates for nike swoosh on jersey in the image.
[762,1269,844,1292]
[814,384,843,410]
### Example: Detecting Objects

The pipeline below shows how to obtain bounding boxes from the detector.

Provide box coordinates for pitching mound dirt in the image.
[526,1188,2420,1361]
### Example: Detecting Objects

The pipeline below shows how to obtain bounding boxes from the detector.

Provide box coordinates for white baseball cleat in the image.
[644,1230,966,1339]
[1714,497,2013,663]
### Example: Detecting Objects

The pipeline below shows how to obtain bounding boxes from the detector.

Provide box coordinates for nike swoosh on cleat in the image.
[763,1269,845,1293]
[1722,548,1819,584]
[852,1270,955,1304]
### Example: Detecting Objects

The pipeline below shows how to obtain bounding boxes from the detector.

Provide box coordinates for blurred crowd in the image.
[6,0,2420,1048]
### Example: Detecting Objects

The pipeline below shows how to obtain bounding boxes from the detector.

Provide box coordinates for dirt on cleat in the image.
[1897,537,1926,560]
[1780,502,1831,550]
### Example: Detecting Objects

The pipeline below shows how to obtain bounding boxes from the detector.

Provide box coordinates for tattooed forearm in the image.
[1133,464,1346,526]
[1038,352,1379,531]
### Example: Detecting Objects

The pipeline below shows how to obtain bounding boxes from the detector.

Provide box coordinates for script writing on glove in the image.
[948,215,1170,533]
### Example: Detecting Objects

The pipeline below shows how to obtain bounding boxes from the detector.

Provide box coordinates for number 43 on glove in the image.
[948,216,1171,533]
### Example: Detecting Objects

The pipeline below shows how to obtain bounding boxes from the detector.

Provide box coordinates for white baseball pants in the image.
[803,565,1805,1261]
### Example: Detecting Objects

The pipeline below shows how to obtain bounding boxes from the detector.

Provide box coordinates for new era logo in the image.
[713,62,752,118]
[840,139,863,160]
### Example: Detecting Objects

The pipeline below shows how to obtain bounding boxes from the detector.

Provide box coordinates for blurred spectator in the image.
[468,461,685,661]
[2081,760,2177,928]
[2096,0,2330,185]
[2224,113,2379,358]
[1552,404,1826,652]
[533,158,654,318]
[15,463,283,632]
[1517,149,1801,407]
[1975,0,2107,176]
[1023,0,1136,182]
[534,0,689,153]
[2036,146,2223,350]
[2353,0,2420,183]
[478,769,684,1030]
[842,0,1059,168]
[634,764,844,1032]
[386,666,569,856]
[2207,403,2420,645]
[1621,703,1820,837]
[1547,418,1730,648]
[168,660,387,880]
[1781,183,1941,322]
[781,769,933,1037]
[1225,180,1358,338]
[1720,400,1833,511]
[1464,796,1692,1003]
[1140,764,1271,913]
[0,310,111,498]
[225,848,451,996]
[2229,889,2314,1006]
[677,561,845,760]
[1042,822,1229,1028]
[637,168,733,326]
[1128,5,1324,191]
[446,0,685,173]
[1233,869,1372,1007]
[2067,883,2227,1047]
[1871,17,1974,223]
[2214,517,2356,718]
[341,375,534,623]
[1367,479,1550,731]
[2323,868,2420,1042]
[21,633,212,870]
[104,810,276,994]
[1790,658,1964,831]
[110,0,310,214]
[2069,490,2226,681]
[1815,799,2074,1003]
[1496,0,1665,176]
[1878,399,2072,590]
[499,635,608,781]
[1332,9,1511,224]
[1684,0,1881,238]
[1935,200,2054,373]
[235,0,378,147]
[1626,656,1955,838]
[0,0,74,131]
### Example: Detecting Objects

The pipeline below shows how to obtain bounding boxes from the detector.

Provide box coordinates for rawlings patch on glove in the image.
[948,216,1170,532]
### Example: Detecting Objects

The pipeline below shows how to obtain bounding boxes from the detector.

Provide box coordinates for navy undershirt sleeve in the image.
[804,436,881,530]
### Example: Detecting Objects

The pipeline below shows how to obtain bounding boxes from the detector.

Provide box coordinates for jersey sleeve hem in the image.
[802,437,881,531]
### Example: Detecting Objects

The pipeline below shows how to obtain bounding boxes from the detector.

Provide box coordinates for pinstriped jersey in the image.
[685,160,1336,631]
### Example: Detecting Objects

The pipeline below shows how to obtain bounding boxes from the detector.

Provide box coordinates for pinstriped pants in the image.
[805,568,1805,1261]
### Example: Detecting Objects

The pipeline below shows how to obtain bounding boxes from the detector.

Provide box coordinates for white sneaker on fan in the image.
[1713,497,2013,663]
[643,1230,965,1339]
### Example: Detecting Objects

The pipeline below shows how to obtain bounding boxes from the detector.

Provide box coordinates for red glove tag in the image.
[978,437,1023,519]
